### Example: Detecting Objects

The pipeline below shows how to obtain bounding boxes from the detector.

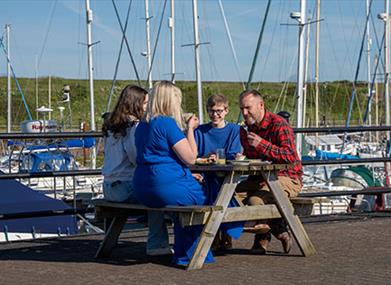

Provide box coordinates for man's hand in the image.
[247,132,263,148]
[208,153,217,163]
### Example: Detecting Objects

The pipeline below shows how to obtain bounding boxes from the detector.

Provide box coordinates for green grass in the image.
[0,76,384,131]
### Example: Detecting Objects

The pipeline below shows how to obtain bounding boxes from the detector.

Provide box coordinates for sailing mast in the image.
[85,0,96,168]
[385,0,390,130]
[169,0,175,83]
[315,0,320,147]
[366,0,372,129]
[145,0,153,89]
[292,0,307,156]
[6,24,11,133]
[192,0,204,124]
[303,14,311,128]
[48,75,51,120]
[35,55,39,119]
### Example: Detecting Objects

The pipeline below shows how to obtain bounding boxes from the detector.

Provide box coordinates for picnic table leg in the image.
[261,170,316,256]
[187,172,241,271]
[95,216,127,258]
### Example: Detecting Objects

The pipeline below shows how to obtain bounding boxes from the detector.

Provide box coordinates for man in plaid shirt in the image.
[238,89,302,254]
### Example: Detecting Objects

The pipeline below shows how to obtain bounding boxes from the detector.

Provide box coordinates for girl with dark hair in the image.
[102,85,171,256]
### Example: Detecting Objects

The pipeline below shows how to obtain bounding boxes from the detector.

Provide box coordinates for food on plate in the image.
[196,157,213,164]
[235,153,246,161]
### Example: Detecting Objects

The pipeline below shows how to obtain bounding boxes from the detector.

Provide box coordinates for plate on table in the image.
[248,159,271,165]
[228,160,250,165]
[195,158,214,165]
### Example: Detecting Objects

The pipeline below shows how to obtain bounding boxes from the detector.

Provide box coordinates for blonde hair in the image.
[146,81,184,129]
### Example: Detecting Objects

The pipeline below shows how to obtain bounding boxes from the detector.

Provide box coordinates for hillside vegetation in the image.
[0,76,383,131]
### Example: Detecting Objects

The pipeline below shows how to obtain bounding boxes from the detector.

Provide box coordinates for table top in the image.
[189,160,290,172]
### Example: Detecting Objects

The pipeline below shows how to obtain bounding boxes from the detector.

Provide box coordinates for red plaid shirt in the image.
[240,109,303,183]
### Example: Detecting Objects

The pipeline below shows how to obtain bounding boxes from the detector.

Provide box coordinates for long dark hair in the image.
[102,85,148,137]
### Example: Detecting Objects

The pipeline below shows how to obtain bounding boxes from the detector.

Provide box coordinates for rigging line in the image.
[202,1,219,82]
[342,0,373,153]
[273,52,297,113]
[257,0,282,88]
[345,0,373,127]
[145,0,168,90]
[202,2,220,83]
[106,0,133,112]
[370,12,385,73]
[245,0,272,91]
[218,0,245,89]
[236,0,271,124]
[0,38,32,120]
[363,33,384,123]
[112,0,141,86]
[37,0,58,69]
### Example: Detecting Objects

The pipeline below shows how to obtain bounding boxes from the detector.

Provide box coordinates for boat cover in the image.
[0,174,78,234]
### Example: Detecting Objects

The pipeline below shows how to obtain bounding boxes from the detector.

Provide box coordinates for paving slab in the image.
[1,216,391,285]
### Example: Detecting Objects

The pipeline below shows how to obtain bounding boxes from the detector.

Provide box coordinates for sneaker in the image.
[146,247,174,256]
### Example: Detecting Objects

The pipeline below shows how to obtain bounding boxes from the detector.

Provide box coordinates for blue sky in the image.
[0,0,388,83]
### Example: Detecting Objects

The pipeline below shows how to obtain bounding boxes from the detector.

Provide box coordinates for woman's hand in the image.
[187,115,199,130]
[192,173,204,184]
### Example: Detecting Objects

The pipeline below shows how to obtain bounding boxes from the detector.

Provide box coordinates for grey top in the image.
[102,122,138,182]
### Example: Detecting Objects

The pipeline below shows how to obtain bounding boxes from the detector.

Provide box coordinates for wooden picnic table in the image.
[94,160,316,271]
[186,160,316,270]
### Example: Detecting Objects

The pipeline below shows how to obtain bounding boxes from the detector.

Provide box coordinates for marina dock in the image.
[1,214,391,284]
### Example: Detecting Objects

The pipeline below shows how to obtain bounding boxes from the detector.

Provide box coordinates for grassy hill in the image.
[0,76,383,131]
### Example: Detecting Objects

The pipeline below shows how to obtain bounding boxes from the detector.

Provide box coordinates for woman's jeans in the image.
[103,180,169,250]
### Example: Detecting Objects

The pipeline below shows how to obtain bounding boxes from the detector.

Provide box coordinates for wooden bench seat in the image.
[92,199,223,258]
[93,195,320,261]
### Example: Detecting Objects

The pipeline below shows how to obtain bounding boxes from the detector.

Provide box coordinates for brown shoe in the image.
[277,232,292,253]
[250,238,269,255]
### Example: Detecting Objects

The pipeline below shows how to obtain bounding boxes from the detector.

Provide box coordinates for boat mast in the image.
[35,55,38,120]
[366,0,372,129]
[293,0,307,156]
[85,0,96,168]
[315,0,320,147]
[145,0,153,89]
[169,0,175,83]
[303,14,311,128]
[192,0,204,124]
[6,24,11,133]
[379,0,390,129]
[48,75,51,120]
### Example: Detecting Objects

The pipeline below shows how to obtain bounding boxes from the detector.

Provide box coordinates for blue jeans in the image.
[103,180,169,250]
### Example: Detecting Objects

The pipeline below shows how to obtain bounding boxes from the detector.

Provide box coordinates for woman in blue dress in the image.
[133,81,214,266]
[194,94,243,250]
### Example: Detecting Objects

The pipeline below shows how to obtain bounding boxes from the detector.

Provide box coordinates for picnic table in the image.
[94,160,316,270]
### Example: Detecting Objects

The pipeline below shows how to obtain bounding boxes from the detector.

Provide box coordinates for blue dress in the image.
[133,116,214,265]
[194,122,243,239]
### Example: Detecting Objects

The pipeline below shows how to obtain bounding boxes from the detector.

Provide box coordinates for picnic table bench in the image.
[94,161,317,270]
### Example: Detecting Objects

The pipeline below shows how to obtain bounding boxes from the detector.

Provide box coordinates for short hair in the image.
[277,111,291,122]
[239,89,263,101]
[206,94,228,109]
[146,80,184,129]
